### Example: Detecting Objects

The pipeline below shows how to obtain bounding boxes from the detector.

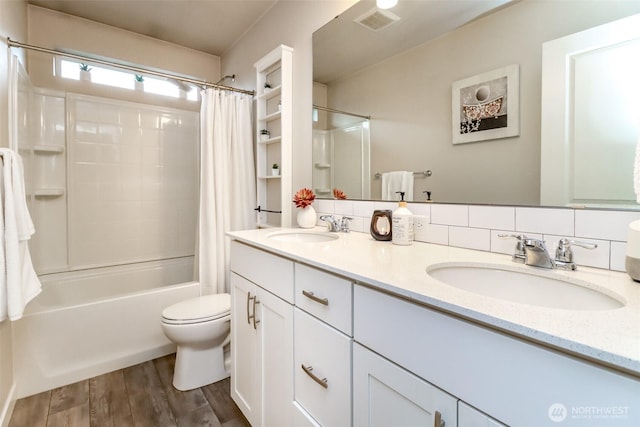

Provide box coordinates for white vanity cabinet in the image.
[354,284,640,427]
[229,241,294,427]
[353,342,457,427]
[458,402,506,427]
[293,264,353,427]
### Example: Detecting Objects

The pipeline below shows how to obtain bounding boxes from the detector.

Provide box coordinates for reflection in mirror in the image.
[312,105,371,200]
[312,0,640,208]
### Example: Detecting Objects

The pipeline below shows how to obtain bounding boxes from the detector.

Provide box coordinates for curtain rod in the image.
[313,105,371,120]
[7,38,255,96]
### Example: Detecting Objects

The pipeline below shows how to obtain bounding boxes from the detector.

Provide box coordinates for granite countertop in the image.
[228,227,640,377]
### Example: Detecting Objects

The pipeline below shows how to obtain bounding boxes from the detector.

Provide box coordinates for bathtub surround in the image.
[0,149,41,321]
[199,89,255,295]
[316,199,640,273]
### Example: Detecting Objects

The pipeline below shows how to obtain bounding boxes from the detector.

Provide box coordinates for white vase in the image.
[271,168,280,176]
[296,205,316,229]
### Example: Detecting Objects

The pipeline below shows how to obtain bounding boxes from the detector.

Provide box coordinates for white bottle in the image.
[392,192,414,246]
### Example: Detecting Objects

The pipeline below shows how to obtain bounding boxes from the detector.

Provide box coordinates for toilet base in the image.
[173,344,229,391]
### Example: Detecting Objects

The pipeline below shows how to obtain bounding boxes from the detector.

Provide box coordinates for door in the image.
[353,343,457,427]
[230,273,259,425]
[257,287,294,427]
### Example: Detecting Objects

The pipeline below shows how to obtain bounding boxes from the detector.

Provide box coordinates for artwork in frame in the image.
[451,64,520,144]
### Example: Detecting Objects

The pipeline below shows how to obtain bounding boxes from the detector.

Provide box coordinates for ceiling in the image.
[28,0,278,56]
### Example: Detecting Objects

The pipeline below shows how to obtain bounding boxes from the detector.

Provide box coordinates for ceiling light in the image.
[377,0,398,9]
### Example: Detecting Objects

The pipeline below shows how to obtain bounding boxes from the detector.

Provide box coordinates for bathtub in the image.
[12,257,200,398]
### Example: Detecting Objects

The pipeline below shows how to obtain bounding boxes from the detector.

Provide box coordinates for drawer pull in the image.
[301,364,328,389]
[246,292,252,325]
[252,296,260,330]
[302,290,329,306]
[434,410,444,427]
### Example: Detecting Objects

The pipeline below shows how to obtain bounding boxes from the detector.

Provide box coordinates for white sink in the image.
[427,263,624,311]
[267,231,339,243]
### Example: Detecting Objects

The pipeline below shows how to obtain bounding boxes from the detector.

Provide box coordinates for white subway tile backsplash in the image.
[469,206,515,231]
[516,207,574,236]
[353,201,375,218]
[449,226,490,251]
[419,224,449,245]
[575,210,640,242]
[610,241,627,272]
[431,204,468,226]
[321,201,638,272]
[334,200,354,215]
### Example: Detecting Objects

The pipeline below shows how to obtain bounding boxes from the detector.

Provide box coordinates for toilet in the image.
[160,293,231,391]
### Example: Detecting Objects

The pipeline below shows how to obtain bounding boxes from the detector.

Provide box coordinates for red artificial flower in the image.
[293,187,316,208]
[333,188,347,200]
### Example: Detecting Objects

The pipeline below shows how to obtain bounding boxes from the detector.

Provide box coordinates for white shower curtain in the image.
[199,89,255,295]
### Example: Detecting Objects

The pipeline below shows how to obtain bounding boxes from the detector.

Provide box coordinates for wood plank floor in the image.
[8,354,250,427]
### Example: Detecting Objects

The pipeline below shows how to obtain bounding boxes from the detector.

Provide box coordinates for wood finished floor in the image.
[8,354,250,427]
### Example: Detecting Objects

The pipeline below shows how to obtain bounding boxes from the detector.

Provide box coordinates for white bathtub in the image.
[12,257,200,398]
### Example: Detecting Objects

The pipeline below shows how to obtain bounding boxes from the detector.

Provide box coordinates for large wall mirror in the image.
[312,0,640,209]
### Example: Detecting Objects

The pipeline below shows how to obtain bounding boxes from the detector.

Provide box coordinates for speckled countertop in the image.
[228,227,640,377]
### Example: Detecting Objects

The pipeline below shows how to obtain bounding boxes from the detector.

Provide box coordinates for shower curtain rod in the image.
[313,105,371,120]
[7,38,255,96]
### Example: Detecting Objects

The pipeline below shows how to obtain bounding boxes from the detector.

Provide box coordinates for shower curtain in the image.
[199,89,255,295]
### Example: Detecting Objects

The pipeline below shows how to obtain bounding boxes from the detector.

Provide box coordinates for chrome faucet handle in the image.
[498,234,527,263]
[340,216,354,233]
[555,238,597,270]
[319,215,340,232]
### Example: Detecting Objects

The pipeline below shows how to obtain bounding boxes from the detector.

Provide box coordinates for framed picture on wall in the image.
[451,64,520,144]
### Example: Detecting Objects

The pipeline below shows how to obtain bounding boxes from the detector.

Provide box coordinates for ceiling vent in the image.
[354,8,401,32]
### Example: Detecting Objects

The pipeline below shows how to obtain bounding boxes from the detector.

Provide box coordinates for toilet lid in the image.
[162,293,230,324]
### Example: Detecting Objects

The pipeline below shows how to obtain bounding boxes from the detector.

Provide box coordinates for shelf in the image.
[19,145,65,154]
[315,188,331,194]
[258,136,282,145]
[258,85,282,100]
[258,110,281,122]
[258,175,281,180]
[314,163,331,169]
[30,188,65,198]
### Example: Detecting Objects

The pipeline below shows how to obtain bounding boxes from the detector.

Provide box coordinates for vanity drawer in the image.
[230,241,294,303]
[294,263,352,335]
[294,308,351,427]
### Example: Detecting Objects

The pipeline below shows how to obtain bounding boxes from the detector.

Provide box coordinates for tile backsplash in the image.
[314,199,640,272]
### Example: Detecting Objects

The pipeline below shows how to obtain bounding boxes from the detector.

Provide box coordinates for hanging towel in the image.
[381,171,414,201]
[0,149,41,322]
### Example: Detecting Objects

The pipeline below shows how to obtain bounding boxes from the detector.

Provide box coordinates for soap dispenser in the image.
[392,192,414,246]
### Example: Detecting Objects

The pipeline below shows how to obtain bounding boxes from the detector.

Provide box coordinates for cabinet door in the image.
[258,287,293,427]
[458,401,507,427]
[353,343,457,427]
[230,273,259,425]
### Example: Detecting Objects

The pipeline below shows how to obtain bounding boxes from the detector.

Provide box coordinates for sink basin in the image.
[267,231,339,243]
[427,263,624,311]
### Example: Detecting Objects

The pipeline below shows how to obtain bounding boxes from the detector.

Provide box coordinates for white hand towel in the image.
[0,149,41,322]
[381,171,414,201]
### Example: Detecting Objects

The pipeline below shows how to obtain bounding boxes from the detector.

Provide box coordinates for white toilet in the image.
[160,293,231,391]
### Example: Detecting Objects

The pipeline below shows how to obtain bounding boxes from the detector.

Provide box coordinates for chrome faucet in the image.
[500,234,597,270]
[319,215,353,232]
[499,234,555,269]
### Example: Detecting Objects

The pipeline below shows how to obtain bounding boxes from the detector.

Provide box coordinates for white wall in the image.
[221,0,358,224]
[0,0,27,422]
[326,0,640,205]
[27,5,220,110]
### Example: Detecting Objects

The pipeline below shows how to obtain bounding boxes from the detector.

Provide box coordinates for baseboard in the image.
[0,382,16,427]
